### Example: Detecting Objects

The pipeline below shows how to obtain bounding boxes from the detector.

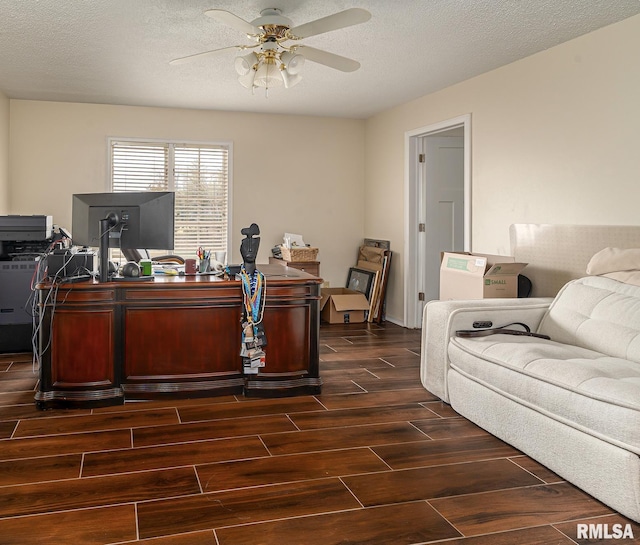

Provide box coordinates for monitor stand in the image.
[99,218,110,282]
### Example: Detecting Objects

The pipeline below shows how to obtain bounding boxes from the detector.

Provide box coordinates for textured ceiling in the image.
[1,1,639,118]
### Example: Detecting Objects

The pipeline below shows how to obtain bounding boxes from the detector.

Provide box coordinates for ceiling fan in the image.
[170,7,371,93]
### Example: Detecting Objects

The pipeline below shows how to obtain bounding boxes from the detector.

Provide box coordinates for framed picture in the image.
[346,267,376,300]
[363,238,390,250]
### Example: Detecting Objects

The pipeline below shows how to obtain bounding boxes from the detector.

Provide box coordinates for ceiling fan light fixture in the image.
[238,68,256,89]
[280,51,305,75]
[234,52,258,75]
[171,6,371,95]
[254,59,283,88]
[281,69,302,89]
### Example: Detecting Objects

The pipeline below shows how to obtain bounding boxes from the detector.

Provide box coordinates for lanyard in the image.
[240,266,265,325]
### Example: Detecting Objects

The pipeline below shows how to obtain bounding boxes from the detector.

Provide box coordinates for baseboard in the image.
[383,315,406,327]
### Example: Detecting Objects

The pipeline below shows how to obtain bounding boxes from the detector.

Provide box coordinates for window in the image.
[109,139,231,258]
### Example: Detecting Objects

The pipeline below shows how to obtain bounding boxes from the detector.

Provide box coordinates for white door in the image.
[416,135,464,319]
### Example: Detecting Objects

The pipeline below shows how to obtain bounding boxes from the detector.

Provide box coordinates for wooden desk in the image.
[35,265,322,409]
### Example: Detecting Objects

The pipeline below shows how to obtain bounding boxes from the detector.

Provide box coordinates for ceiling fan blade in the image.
[296,46,361,72]
[169,45,243,66]
[287,8,371,39]
[205,9,260,36]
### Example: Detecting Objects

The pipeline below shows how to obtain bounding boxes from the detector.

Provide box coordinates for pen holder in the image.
[198,257,210,273]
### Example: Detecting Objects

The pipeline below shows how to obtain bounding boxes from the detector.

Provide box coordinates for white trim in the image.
[403,114,472,329]
[106,136,234,256]
[107,136,232,147]
[226,141,234,256]
[383,315,404,327]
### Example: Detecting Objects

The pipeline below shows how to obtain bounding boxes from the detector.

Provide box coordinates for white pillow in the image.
[586,247,640,275]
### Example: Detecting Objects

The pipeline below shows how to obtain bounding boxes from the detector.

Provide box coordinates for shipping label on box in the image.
[320,288,370,324]
[439,252,527,300]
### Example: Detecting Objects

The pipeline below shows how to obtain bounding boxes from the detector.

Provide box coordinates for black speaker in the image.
[121,261,141,277]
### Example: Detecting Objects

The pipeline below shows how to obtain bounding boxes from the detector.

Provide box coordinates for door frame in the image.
[403,114,472,328]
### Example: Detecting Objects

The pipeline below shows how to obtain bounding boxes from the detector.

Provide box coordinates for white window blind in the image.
[110,140,230,259]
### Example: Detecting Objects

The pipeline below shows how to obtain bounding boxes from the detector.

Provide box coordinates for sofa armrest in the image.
[420,297,553,402]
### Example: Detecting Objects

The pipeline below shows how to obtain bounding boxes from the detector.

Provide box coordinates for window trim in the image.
[106,136,233,257]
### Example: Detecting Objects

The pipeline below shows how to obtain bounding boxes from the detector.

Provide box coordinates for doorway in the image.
[404,114,471,328]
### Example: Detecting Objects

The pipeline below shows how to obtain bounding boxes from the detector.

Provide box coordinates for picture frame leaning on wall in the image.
[346,267,376,300]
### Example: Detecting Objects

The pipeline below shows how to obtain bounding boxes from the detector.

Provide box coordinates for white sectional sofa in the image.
[421,225,640,523]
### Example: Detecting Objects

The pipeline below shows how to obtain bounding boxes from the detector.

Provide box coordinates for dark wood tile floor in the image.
[1,322,638,544]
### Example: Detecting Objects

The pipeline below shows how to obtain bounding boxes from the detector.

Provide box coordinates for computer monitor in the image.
[72,191,175,282]
[72,191,175,250]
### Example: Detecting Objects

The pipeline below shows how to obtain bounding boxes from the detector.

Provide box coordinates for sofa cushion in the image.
[537,276,640,363]
[448,335,640,454]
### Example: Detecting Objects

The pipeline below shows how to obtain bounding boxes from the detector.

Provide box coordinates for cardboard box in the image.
[320,288,370,324]
[440,252,527,300]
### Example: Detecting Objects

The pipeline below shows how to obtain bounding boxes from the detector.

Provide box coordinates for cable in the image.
[29,237,60,372]
[30,232,76,372]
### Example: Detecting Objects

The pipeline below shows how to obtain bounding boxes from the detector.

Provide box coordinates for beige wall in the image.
[9,101,365,287]
[7,14,640,325]
[0,90,8,214]
[365,14,640,324]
